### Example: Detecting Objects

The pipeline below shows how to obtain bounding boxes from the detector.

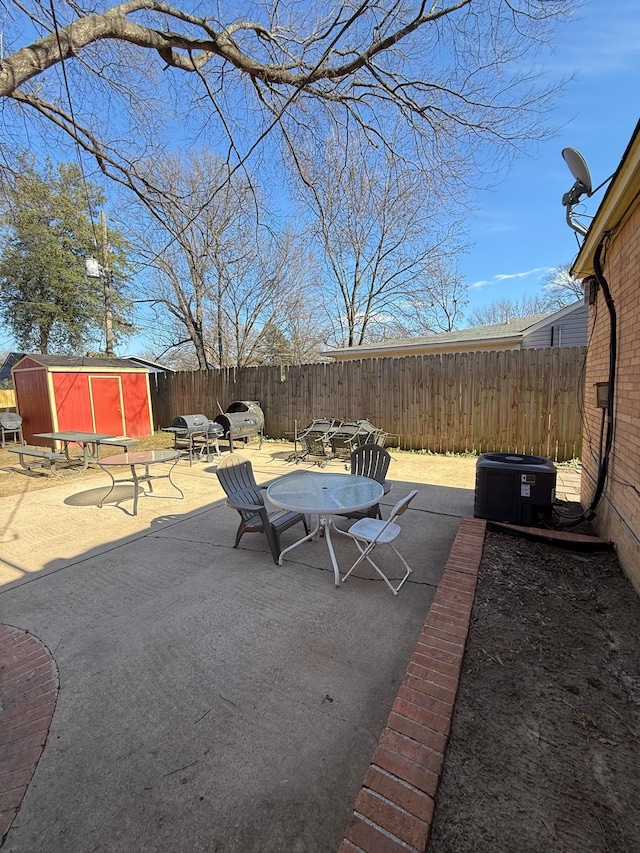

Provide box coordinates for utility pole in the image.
[101,210,114,357]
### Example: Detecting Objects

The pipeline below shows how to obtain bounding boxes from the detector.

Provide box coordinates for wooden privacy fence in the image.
[150,346,586,462]
[0,389,16,410]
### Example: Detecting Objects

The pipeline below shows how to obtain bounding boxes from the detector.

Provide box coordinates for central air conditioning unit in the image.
[474,453,557,525]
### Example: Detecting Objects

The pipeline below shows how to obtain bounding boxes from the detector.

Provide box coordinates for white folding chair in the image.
[341,490,418,595]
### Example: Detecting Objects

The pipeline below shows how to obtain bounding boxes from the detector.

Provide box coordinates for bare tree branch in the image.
[2,1,572,186]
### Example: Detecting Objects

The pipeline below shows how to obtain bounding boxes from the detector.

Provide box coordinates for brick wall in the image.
[338,518,486,853]
[582,203,640,593]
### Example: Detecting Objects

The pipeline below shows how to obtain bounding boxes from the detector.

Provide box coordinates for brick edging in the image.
[0,624,59,845]
[338,517,487,853]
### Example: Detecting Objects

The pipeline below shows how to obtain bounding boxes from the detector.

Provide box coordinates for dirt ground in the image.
[428,524,640,853]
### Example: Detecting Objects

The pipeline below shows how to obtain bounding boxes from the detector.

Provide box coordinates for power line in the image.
[48,0,100,246]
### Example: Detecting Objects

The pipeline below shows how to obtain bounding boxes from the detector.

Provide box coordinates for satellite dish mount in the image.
[561,147,593,237]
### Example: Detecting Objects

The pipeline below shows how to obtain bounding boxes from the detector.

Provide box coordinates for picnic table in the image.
[34,431,132,471]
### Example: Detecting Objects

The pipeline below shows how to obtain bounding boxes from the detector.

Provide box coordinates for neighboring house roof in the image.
[572,118,640,278]
[120,355,176,374]
[0,352,24,382]
[323,302,586,360]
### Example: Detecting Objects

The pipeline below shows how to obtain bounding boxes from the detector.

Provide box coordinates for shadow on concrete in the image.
[64,484,133,508]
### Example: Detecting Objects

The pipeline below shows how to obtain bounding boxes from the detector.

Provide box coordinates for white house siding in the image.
[521,303,588,348]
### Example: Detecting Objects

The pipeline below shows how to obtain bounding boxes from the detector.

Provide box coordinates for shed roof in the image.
[120,355,176,373]
[12,353,149,372]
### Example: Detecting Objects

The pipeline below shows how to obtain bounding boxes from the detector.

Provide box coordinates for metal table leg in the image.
[278,515,322,564]
[278,513,343,587]
[99,459,184,515]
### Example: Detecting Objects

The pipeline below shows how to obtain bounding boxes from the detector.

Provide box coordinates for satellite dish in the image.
[562,148,592,196]
[561,147,593,236]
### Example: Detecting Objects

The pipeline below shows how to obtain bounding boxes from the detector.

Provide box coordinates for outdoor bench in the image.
[8,446,67,474]
[97,437,137,452]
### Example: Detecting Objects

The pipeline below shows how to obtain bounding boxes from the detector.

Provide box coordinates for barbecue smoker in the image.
[214,401,264,453]
[163,414,224,465]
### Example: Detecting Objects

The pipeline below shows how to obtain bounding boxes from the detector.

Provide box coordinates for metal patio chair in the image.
[341,490,418,595]
[292,418,342,466]
[329,422,368,462]
[216,455,309,563]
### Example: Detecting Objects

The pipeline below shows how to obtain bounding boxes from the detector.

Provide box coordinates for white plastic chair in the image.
[341,490,418,595]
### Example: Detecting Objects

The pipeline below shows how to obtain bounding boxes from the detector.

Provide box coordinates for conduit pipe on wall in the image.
[557,233,616,528]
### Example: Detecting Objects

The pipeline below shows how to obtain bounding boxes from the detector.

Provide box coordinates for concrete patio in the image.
[0,444,580,852]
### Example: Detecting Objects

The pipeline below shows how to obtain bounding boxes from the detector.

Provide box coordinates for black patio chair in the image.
[216,453,260,494]
[329,422,368,462]
[216,455,309,563]
[347,442,392,519]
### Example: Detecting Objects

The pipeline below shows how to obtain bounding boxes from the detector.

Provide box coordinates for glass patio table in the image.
[266,471,384,587]
[97,449,183,516]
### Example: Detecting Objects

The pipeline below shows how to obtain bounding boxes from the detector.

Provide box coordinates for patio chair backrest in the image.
[388,490,418,524]
[227,486,266,523]
[350,442,391,486]
[216,454,259,497]
[0,412,22,429]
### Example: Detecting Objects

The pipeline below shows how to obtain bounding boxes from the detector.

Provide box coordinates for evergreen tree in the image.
[0,156,133,353]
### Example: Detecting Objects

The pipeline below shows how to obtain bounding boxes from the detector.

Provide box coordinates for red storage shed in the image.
[12,354,154,446]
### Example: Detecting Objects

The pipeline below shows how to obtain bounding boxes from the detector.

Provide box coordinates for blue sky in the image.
[1,1,639,356]
[461,0,640,318]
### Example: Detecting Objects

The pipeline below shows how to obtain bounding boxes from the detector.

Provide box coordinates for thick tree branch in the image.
[0,0,475,97]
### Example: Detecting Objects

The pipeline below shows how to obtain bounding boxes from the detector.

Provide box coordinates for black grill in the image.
[163,414,223,465]
[208,421,225,437]
[214,401,264,452]
[171,414,209,434]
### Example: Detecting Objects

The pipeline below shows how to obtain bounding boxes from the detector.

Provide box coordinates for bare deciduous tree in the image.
[129,152,252,368]
[214,229,316,369]
[292,133,465,346]
[466,294,557,327]
[542,263,584,307]
[467,265,583,328]
[390,262,469,337]
[127,151,316,368]
[0,0,571,207]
